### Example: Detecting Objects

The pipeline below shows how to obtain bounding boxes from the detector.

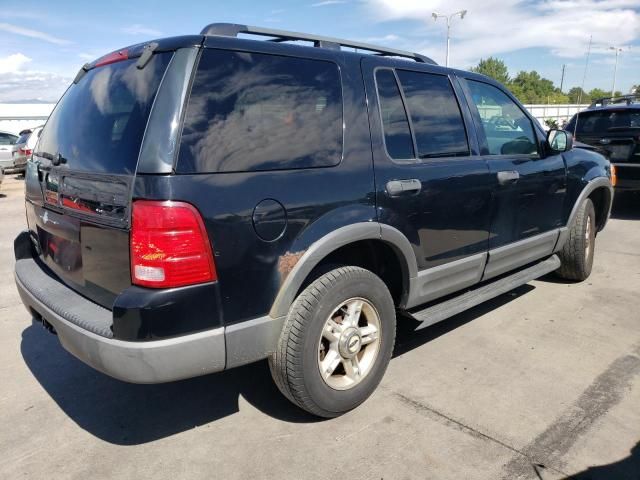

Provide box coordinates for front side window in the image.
[375,69,414,159]
[178,49,343,173]
[466,80,538,156]
[396,70,469,158]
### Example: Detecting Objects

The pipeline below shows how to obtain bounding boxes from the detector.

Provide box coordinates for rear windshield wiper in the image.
[34,151,68,165]
[607,126,640,131]
[35,151,55,161]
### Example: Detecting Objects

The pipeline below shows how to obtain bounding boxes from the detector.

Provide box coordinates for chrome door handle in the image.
[386,179,422,197]
[497,170,520,185]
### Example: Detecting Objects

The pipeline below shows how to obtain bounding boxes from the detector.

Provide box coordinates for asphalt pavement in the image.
[1,175,638,479]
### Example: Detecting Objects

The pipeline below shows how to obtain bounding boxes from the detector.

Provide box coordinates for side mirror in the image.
[547,129,573,153]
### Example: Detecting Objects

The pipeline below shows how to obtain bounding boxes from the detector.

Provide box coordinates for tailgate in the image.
[24,50,175,308]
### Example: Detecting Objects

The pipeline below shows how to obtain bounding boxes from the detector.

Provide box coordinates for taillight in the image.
[94,49,129,68]
[19,148,32,156]
[130,200,217,288]
[610,164,617,187]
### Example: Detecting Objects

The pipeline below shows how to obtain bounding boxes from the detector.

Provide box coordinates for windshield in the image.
[569,110,640,136]
[36,52,172,174]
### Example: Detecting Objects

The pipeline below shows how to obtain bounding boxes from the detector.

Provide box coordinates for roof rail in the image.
[200,23,436,65]
[590,94,640,108]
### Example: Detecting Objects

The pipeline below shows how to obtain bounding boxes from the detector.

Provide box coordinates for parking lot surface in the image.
[0,175,638,479]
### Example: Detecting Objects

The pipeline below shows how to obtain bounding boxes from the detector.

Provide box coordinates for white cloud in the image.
[0,22,71,45]
[0,53,70,102]
[311,1,346,7]
[365,0,640,67]
[361,34,400,43]
[0,53,31,74]
[122,24,163,37]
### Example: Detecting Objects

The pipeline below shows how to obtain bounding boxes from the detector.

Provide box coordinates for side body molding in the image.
[269,222,418,318]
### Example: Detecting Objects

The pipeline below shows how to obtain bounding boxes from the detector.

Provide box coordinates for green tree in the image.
[470,57,510,85]
[588,88,609,101]
[508,71,568,104]
[568,87,589,104]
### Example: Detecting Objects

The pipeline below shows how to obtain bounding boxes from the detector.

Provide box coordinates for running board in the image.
[410,255,561,331]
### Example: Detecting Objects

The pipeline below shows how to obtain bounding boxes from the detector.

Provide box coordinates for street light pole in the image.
[432,10,467,67]
[609,46,623,98]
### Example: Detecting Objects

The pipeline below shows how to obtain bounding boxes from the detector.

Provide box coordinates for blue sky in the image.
[0,0,638,102]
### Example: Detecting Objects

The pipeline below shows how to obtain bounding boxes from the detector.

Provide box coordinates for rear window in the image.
[569,110,640,135]
[16,132,31,144]
[177,49,343,173]
[36,52,173,174]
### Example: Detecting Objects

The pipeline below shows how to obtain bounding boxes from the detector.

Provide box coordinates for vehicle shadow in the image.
[560,441,640,479]
[21,284,535,445]
[610,192,639,220]
[20,322,318,445]
[394,284,535,357]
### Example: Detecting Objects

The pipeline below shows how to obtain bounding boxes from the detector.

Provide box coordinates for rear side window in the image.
[465,80,538,156]
[375,69,414,159]
[396,70,468,158]
[177,49,343,173]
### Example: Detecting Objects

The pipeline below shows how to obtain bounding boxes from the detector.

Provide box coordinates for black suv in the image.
[566,95,640,193]
[14,24,613,417]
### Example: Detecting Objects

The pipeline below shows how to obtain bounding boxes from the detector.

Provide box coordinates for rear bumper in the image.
[14,231,285,383]
[15,257,226,383]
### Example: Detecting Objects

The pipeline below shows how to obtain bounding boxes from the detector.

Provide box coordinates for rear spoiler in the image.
[74,42,159,84]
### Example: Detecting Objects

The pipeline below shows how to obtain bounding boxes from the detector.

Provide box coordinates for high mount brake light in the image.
[131,201,217,288]
[94,50,129,68]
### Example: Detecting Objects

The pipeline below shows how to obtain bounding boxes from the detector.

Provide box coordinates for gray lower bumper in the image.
[15,255,285,384]
[15,257,226,384]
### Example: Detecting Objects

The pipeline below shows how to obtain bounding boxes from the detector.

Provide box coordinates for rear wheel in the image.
[269,266,396,418]
[556,198,596,281]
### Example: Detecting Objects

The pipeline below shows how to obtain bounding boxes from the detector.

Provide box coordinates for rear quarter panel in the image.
[133,46,376,325]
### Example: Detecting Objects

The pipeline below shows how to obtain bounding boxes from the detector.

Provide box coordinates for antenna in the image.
[574,35,592,138]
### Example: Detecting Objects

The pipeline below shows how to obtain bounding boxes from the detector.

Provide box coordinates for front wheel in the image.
[269,266,396,418]
[556,198,596,281]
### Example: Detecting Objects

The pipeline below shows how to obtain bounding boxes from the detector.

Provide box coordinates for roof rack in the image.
[200,23,436,65]
[590,94,640,108]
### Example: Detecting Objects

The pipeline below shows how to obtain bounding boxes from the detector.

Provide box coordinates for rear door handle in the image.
[386,179,422,197]
[497,170,520,185]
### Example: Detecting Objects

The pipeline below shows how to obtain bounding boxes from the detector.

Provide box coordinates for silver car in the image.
[12,126,42,173]
[10,129,34,173]
[0,130,19,171]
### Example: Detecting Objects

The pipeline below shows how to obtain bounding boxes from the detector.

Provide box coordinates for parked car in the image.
[14,24,614,417]
[0,130,19,172]
[565,95,640,193]
[11,127,41,174]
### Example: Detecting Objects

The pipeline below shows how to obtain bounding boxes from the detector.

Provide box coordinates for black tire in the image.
[269,266,396,418]
[556,198,596,281]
